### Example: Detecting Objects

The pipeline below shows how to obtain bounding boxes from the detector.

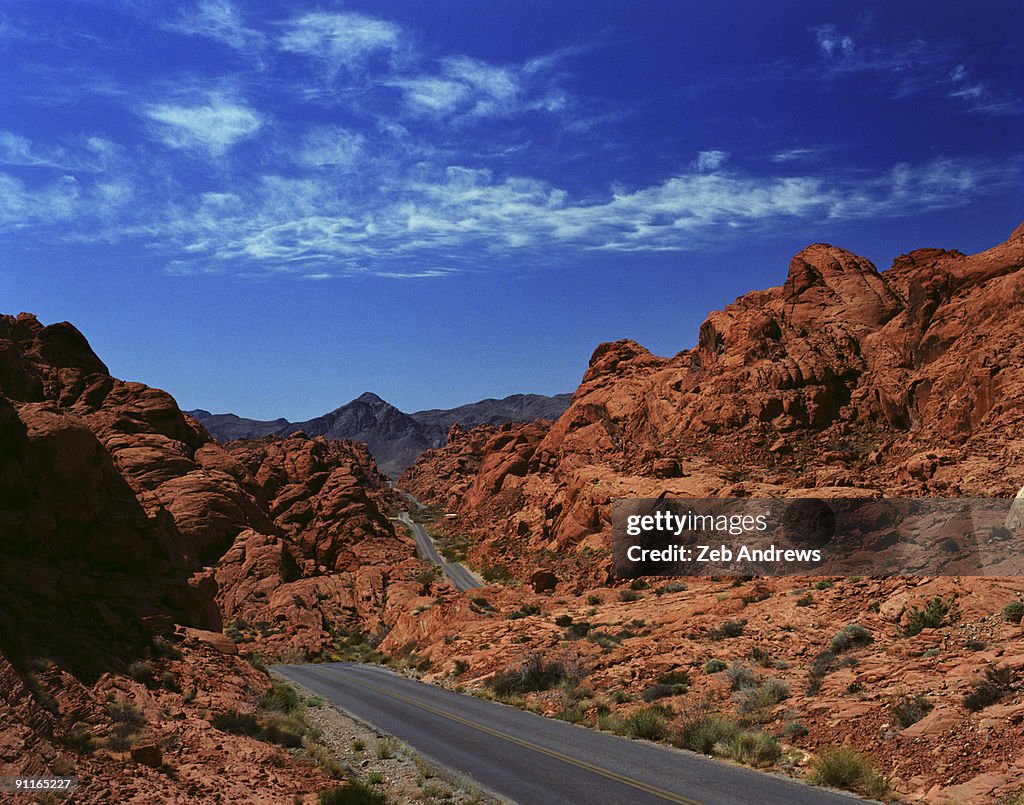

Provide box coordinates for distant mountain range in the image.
[188,392,572,478]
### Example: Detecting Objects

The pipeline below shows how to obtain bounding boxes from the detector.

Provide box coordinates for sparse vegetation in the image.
[782,721,808,740]
[1002,600,1024,624]
[715,730,781,767]
[890,693,932,729]
[318,780,388,805]
[703,659,727,674]
[830,623,873,654]
[734,678,790,717]
[481,564,513,584]
[708,619,746,640]
[506,604,541,620]
[127,661,155,684]
[618,589,641,602]
[809,747,889,798]
[902,595,956,637]
[487,653,576,696]
[621,706,669,740]
[963,665,1014,711]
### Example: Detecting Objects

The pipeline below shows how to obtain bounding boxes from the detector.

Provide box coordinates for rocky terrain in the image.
[0,313,437,802]
[3,222,1024,803]
[191,391,571,478]
[403,223,1024,580]
[399,223,1024,802]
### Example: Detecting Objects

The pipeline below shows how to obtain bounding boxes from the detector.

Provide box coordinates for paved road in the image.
[398,511,481,591]
[275,663,862,805]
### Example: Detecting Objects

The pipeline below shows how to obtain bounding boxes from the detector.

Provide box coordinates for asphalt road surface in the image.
[398,511,481,591]
[275,663,862,805]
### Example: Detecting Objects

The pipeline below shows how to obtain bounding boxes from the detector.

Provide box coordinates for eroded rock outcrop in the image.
[403,224,1024,579]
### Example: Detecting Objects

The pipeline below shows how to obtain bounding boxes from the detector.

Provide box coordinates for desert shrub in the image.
[587,631,620,649]
[1002,601,1024,624]
[630,579,650,590]
[748,647,773,667]
[709,619,746,640]
[451,660,470,677]
[151,636,182,660]
[554,614,573,627]
[965,638,988,651]
[809,747,889,798]
[261,713,309,747]
[641,683,677,702]
[306,741,344,778]
[963,665,1014,711]
[657,582,688,595]
[715,730,781,767]
[735,678,790,716]
[318,780,388,805]
[261,681,301,714]
[678,713,740,754]
[657,669,690,686]
[374,737,399,759]
[161,671,179,691]
[830,624,873,654]
[506,604,541,620]
[726,663,758,691]
[891,693,932,728]
[806,649,837,695]
[127,661,155,684]
[903,596,956,637]
[566,621,592,639]
[795,594,814,607]
[622,707,668,740]
[586,594,602,605]
[64,726,96,754]
[619,589,641,602]
[704,659,727,673]
[815,579,835,590]
[487,653,572,696]
[782,721,808,740]
[610,689,632,704]
[481,564,513,583]
[108,700,146,728]
[211,710,261,737]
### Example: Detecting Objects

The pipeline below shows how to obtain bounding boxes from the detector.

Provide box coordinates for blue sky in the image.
[1,1,1021,418]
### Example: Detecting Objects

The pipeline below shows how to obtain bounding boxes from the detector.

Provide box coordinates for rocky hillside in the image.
[393,224,1024,803]
[402,223,1024,578]
[0,313,433,801]
[191,391,571,478]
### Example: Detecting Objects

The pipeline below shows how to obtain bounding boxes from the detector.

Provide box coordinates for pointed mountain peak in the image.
[355,391,388,405]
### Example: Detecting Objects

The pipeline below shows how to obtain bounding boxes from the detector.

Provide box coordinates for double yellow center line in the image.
[340,672,704,805]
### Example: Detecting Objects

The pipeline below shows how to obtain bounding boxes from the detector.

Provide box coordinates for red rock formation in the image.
[404,223,1024,578]
[0,313,426,798]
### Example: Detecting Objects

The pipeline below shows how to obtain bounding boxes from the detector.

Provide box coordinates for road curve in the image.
[274,662,862,805]
[398,512,481,591]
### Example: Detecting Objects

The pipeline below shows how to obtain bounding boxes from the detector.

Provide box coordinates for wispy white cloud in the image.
[393,54,568,121]
[689,150,729,173]
[278,12,402,77]
[293,126,365,169]
[813,24,855,58]
[810,23,1022,116]
[166,0,264,51]
[0,131,120,172]
[64,152,1010,275]
[770,146,838,163]
[0,171,134,232]
[143,93,263,155]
